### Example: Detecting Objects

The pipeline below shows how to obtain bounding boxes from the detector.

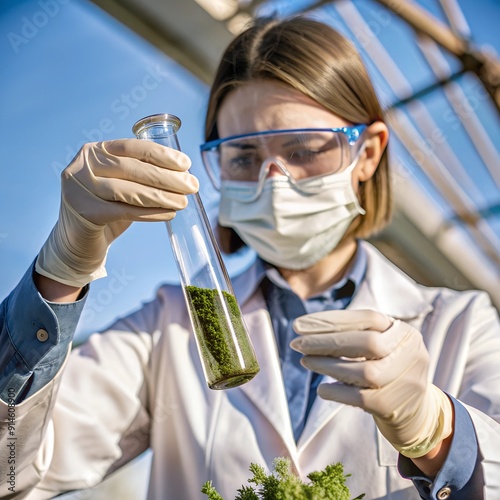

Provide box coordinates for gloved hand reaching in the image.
[290,310,453,458]
[36,139,198,288]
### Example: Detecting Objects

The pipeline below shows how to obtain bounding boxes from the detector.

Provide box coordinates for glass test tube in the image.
[132,114,260,389]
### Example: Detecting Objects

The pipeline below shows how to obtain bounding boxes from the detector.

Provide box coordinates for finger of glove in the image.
[316,381,364,408]
[63,175,190,228]
[66,171,191,210]
[317,377,426,425]
[293,309,392,335]
[95,161,198,196]
[70,144,198,195]
[64,190,178,228]
[85,146,199,194]
[299,321,424,387]
[300,354,410,389]
[102,139,192,171]
[290,329,398,359]
[291,317,411,360]
[316,383,404,420]
[99,202,180,224]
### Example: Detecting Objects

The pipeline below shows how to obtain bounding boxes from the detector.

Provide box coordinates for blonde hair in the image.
[205,16,391,253]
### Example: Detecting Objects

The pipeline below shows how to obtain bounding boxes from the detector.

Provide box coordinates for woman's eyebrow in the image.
[281,132,327,148]
[225,141,258,150]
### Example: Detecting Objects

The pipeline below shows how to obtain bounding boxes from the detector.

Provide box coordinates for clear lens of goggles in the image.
[200,125,366,191]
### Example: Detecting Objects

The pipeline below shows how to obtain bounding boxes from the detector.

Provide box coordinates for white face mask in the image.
[218,155,366,270]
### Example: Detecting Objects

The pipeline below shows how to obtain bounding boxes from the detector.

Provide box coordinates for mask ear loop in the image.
[345,139,367,174]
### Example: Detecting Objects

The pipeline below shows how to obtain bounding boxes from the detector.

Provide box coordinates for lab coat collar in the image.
[238,290,298,461]
[231,257,267,306]
[349,241,436,321]
[232,241,436,321]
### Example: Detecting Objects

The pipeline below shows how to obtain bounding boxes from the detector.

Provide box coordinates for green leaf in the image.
[201,480,225,500]
[235,486,259,500]
[201,457,364,500]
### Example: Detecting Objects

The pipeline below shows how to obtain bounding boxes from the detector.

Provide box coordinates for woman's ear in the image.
[355,121,389,182]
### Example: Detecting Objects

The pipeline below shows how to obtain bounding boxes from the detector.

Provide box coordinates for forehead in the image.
[217,80,349,138]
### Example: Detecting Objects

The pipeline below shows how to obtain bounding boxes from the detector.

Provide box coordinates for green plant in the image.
[184,285,259,389]
[201,457,364,500]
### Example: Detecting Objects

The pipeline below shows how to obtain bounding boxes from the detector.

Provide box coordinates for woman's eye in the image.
[228,153,258,170]
[289,149,320,163]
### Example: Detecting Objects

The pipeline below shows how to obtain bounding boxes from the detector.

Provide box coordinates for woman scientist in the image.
[1,16,499,500]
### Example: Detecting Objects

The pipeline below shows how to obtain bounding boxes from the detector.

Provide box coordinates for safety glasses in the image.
[200,125,366,191]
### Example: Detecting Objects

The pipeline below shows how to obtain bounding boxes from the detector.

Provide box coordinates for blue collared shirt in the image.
[260,246,367,442]
[0,261,87,403]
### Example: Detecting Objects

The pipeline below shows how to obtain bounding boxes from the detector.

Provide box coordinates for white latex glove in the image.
[36,139,199,287]
[290,310,453,458]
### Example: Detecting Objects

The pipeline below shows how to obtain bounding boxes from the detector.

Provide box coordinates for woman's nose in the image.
[261,156,288,178]
[266,161,283,177]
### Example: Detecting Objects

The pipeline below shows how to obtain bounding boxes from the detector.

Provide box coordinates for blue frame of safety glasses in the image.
[199,124,367,152]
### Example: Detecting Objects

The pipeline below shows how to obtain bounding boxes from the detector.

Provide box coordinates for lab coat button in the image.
[437,486,452,499]
[36,328,49,342]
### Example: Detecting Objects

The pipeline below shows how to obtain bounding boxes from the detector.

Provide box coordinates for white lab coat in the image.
[1,242,500,499]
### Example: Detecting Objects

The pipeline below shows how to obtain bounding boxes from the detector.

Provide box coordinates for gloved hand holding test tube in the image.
[132,113,259,389]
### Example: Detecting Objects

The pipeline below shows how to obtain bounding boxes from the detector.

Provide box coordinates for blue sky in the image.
[1,0,499,340]
[0,0,252,339]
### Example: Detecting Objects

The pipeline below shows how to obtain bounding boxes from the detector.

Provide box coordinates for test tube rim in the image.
[132,113,181,137]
